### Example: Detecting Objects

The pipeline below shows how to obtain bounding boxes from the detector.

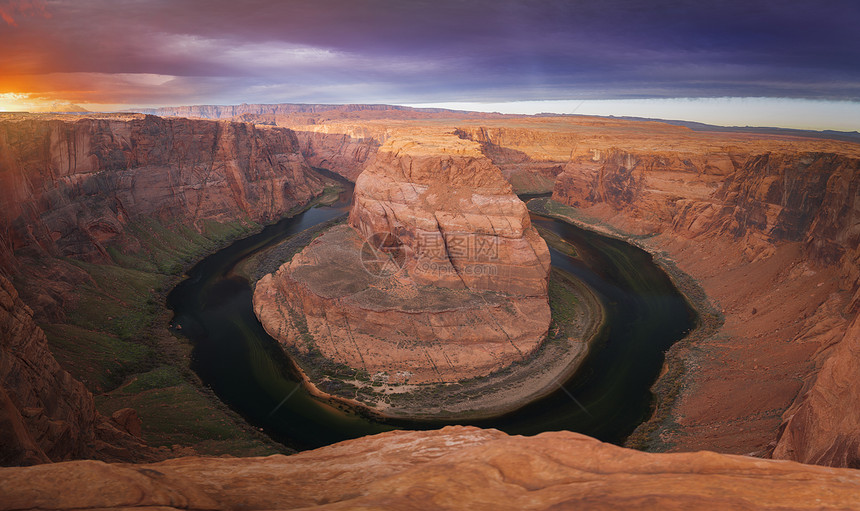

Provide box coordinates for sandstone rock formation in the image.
[0,113,327,462]
[349,133,551,295]
[4,106,860,488]
[0,113,324,319]
[328,116,860,466]
[295,129,379,181]
[0,113,324,265]
[3,426,860,510]
[0,275,151,465]
[548,140,860,464]
[254,132,551,385]
[772,312,860,467]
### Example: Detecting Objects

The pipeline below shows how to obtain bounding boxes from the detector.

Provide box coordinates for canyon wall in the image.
[0,113,324,318]
[407,118,859,465]
[547,140,859,465]
[1,113,324,265]
[294,129,381,181]
[0,113,326,463]
[3,108,859,479]
[243,113,860,462]
[0,274,151,465]
[3,426,860,510]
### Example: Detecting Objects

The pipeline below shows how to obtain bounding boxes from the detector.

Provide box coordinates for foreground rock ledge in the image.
[3,426,860,510]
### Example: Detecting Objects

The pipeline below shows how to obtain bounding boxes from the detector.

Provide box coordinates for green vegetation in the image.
[315,185,344,206]
[42,323,152,392]
[109,217,258,275]
[506,170,556,195]
[547,268,583,337]
[64,259,165,340]
[34,214,306,457]
[96,366,276,455]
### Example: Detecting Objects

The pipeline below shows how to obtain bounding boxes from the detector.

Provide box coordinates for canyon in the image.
[262,111,860,464]
[1,106,860,506]
[0,112,326,463]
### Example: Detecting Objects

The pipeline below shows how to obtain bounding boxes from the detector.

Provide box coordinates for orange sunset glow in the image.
[2,0,859,129]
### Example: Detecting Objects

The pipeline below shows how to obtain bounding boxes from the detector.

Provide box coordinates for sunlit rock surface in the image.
[3,426,860,510]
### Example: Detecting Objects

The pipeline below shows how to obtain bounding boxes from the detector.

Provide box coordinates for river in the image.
[167,186,696,450]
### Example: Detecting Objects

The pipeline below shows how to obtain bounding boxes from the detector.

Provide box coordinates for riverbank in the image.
[525,197,724,450]
[60,181,347,457]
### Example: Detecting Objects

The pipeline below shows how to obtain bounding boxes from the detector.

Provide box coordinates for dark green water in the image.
[167,190,696,451]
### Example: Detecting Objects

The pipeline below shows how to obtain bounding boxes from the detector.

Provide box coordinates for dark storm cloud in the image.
[1,0,858,105]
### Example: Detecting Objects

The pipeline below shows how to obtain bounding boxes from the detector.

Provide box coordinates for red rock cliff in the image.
[0,274,151,465]
[551,142,860,465]
[0,113,325,463]
[0,113,324,266]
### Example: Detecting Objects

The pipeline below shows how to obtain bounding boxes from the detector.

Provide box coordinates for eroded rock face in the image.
[295,130,379,181]
[3,426,860,510]
[0,275,151,465]
[255,133,550,384]
[772,313,860,467]
[0,113,325,463]
[0,114,324,265]
[551,144,860,464]
[349,135,551,296]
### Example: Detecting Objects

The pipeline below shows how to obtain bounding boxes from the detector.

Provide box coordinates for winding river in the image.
[167,185,696,451]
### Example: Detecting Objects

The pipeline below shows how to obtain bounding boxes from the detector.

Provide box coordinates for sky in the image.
[1,0,859,130]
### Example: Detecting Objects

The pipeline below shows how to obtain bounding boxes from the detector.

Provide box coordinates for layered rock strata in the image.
[550,146,860,464]
[255,133,551,384]
[279,113,860,465]
[3,426,860,510]
[349,134,551,295]
[1,113,324,265]
[295,130,379,181]
[0,275,151,465]
[0,113,324,318]
[0,113,325,462]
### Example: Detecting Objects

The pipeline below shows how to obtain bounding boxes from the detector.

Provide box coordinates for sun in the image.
[0,92,30,111]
